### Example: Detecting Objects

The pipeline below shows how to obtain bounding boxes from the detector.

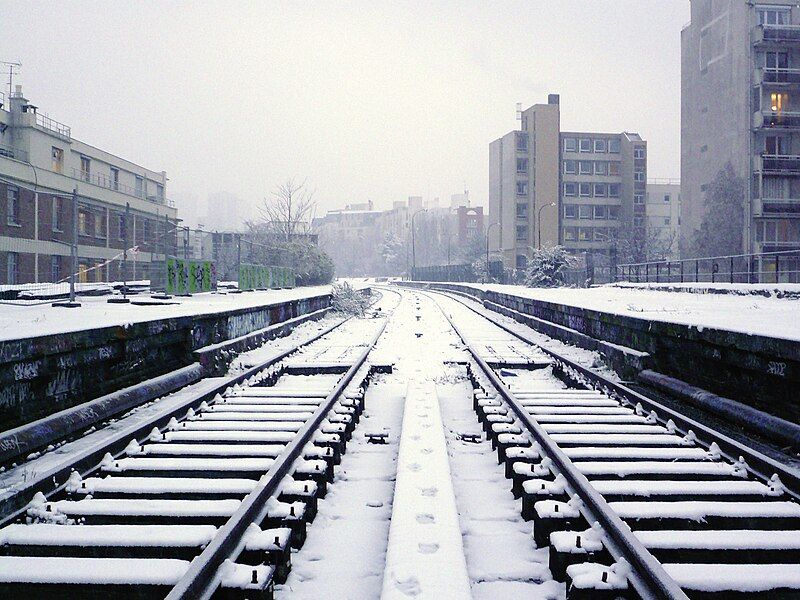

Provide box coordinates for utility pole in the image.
[486,222,500,283]
[411,209,426,280]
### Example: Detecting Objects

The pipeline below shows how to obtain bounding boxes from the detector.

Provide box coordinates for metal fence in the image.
[411,260,505,283]
[616,249,800,284]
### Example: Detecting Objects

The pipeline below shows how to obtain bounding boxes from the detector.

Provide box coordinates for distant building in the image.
[646,179,681,259]
[0,84,176,284]
[681,1,800,257]
[489,95,647,269]
[456,205,484,243]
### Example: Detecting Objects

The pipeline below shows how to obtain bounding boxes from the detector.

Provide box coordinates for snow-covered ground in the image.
[452,282,800,341]
[0,286,335,342]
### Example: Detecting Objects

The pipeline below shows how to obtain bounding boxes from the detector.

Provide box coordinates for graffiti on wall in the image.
[238,264,295,291]
[166,258,217,295]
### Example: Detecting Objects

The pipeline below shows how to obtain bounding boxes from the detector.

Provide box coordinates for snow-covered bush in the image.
[331,281,370,316]
[524,246,573,288]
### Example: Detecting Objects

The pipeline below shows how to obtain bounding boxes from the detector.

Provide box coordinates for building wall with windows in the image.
[681,0,800,256]
[646,180,682,259]
[0,85,176,285]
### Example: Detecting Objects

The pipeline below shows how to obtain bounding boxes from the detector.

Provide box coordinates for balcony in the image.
[69,167,174,207]
[35,113,71,140]
[754,24,800,45]
[755,197,800,216]
[755,67,800,85]
[759,153,800,174]
[754,110,800,128]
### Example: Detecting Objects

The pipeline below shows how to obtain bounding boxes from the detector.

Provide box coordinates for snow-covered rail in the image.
[422,288,800,600]
[0,294,397,599]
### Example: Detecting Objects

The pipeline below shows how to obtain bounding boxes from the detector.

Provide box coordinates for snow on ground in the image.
[0,285,337,341]
[450,282,800,341]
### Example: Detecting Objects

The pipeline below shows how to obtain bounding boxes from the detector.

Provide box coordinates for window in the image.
[563,204,577,219]
[118,214,126,240]
[594,162,608,176]
[80,156,91,182]
[516,133,528,152]
[634,171,645,182]
[78,209,90,236]
[579,182,591,197]
[757,6,790,25]
[94,207,107,238]
[594,139,607,153]
[516,254,527,269]
[593,205,608,219]
[664,194,671,203]
[594,183,607,197]
[516,202,529,219]
[143,219,151,242]
[6,252,18,284]
[634,194,645,205]
[156,183,164,200]
[608,183,620,197]
[770,92,789,112]
[563,182,577,197]
[563,138,577,152]
[766,135,787,154]
[6,186,20,226]
[579,161,592,175]
[516,158,528,173]
[609,162,621,176]
[563,160,576,174]
[516,180,528,196]
[563,226,577,241]
[51,147,64,173]
[110,168,120,191]
[578,205,592,219]
[608,138,621,153]
[764,51,789,70]
[634,216,645,227]
[634,147,646,159]
[578,227,591,241]
[52,197,63,232]
[594,227,609,241]
[608,205,620,220]
[516,224,528,241]
[664,217,671,225]
[579,138,592,153]
[51,256,60,282]
[135,176,144,198]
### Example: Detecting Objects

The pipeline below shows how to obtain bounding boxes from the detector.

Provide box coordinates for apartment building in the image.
[646,179,682,259]
[0,85,177,285]
[681,1,800,257]
[489,95,647,269]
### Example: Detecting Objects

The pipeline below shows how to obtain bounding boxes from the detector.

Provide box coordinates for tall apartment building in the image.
[681,1,800,257]
[0,85,176,285]
[489,95,647,269]
[646,179,682,259]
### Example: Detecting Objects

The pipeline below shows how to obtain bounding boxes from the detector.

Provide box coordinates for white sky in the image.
[1,0,690,223]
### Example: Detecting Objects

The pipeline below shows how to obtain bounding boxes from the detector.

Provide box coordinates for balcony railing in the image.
[754,24,800,44]
[759,153,800,173]
[0,143,29,163]
[756,67,800,85]
[35,113,71,139]
[756,197,800,216]
[69,167,173,207]
[754,110,800,128]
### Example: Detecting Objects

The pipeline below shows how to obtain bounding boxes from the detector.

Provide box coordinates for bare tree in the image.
[258,178,317,242]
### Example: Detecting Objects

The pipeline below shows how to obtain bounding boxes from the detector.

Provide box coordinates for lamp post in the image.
[411,208,426,279]
[485,221,500,282]
[538,201,557,249]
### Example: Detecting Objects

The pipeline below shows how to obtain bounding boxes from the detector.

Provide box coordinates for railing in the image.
[69,167,173,207]
[756,23,800,43]
[0,142,29,163]
[760,153,800,172]
[35,113,71,139]
[758,67,800,84]
[757,197,800,215]
[646,177,680,185]
[756,110,800,128]
[617,249,800,284]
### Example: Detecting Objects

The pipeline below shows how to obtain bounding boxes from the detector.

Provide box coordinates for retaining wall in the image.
[406,282,800,423]
[0,292,331,430]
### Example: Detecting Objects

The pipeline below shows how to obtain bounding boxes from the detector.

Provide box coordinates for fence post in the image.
[730,256,734,284]
[776,254,780,283]
[645,262,649,282]
[695,260,699,282]
[679,260,684,283]
[70,188,78,304]
[712,261,719,283]
[123,202,129,299]
[655,262,660,283]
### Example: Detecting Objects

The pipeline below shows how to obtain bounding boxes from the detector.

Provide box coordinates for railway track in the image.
[0,290,399,599]
[416,287,800,600]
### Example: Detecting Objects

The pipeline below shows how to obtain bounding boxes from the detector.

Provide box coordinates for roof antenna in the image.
[0,60,22,102]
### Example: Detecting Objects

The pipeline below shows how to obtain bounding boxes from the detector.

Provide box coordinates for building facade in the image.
[489,95,647,269]
[646,179,682,259]
[681,0,800,257]
[0,85,176,285]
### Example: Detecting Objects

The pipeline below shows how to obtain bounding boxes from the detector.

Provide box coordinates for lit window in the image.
[578,227,590,241]
[563,226,577,241]
[771,92,788,112]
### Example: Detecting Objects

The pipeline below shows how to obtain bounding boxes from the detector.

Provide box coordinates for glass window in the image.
[563,182,577,197]
[516,202,529,219]
[593,205,608,219]
[579,161,592,175]
[516,133,528,151]
[80,156,91,182]
[95,207,107,238]
[516,254,527,269]
[608,205,620,220]
[665,217,671,225]
[634,171,645,182]
[766,136,786,154]
[563,160,576,174]
[594,183,607,197]
[563,138,577,152]
[563,226,577,241]
[6,186,20,226]
[578,227,591,241]
[609,183,621,197]
[609,162,621,176]
[758,6,790,25]
[579,139,592,152]
[770,92,789,112]
[563,204,577,219]
[516,180,528,196]
[516,224,528,241]
[578,205,592,219]
[634,194,645,205]
[664,194,671,203]
[6,252,18,285]
[78,209,90,235]
[110,168,120,191]
[51,147,64,173]
[594,139,607,153]
[764,51,789,70]
[516,157,528,173]
[608,138,621,153]
[135,176,144,198]
[594,162,608,175]
[156,183,164,200]
[579,182,591,197]
[634,147,646,159]
[143,219,151,242]
[51,255,60,282]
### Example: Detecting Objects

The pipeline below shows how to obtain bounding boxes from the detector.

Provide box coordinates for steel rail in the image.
[165,319,388,600]
[425,287,800,499]
[417,288,689,600]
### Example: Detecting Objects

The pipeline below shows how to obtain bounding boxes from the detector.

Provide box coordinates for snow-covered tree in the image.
[692,162,745,257]
[524,245,574,287]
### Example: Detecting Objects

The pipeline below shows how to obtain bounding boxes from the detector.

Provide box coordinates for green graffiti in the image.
[238,264,295,291]
[166,258,218,295]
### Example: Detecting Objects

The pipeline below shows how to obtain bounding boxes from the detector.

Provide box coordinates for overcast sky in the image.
[2,0,689,223]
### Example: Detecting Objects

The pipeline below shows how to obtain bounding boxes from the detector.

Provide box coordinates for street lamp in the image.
[485,222,500,282]
[538,201,557,249]
[411,208,426,279]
